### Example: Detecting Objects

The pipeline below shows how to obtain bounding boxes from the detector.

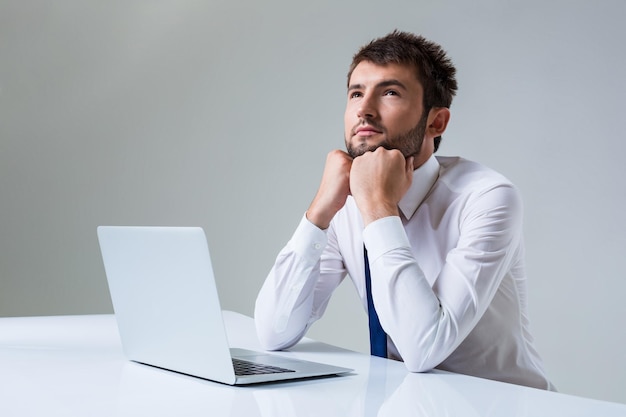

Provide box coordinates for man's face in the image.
[344,61,427,159]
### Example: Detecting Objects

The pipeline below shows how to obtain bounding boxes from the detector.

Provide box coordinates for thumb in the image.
[406,156,415,174]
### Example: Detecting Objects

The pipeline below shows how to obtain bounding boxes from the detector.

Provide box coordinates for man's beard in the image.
[345,111,428,159]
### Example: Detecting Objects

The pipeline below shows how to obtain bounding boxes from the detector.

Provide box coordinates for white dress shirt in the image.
[255,155,553,390]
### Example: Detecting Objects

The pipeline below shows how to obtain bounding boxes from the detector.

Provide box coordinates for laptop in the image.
[97,226,352,385]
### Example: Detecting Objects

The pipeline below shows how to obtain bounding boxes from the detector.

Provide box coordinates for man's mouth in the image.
[354,124,383,137]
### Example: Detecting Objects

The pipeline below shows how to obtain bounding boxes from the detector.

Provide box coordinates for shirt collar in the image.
[398,154,440,220]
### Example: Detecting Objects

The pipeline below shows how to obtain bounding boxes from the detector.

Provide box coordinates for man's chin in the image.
[346,139,387,158]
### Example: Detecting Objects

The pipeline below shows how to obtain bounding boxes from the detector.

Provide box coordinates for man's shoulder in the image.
[435,155,500,173]
[435,155,514,189]
[437,156,517,201]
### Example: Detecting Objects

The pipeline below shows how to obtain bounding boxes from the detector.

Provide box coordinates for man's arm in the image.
[254,150,352,350]
[254,216,346,350]
[366,183,523,372]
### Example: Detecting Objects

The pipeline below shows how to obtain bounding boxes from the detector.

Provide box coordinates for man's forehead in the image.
[348,60,422,88]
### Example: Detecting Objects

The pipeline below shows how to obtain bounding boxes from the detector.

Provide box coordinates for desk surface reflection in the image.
[1,313,624,417]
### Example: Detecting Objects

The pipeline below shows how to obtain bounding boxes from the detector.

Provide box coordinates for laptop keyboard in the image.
[232,358,296,376]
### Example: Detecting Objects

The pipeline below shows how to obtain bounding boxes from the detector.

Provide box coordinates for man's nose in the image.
[357,95,377,119]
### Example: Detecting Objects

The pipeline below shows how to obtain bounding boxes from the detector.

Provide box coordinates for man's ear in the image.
[427,107,451,137]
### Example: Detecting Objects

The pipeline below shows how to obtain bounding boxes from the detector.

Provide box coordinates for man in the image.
[255,30,553,390]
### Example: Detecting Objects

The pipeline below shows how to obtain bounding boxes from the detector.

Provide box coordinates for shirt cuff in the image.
[288,214,328,264]
[362,216,410,262]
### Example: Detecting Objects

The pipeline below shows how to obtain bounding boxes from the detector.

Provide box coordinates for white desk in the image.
[1,313,624,417]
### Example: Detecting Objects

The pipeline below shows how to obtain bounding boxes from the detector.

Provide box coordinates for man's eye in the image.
[349,91,363,99]
[384,90,398,96]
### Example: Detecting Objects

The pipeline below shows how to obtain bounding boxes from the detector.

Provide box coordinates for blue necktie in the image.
[364,247,387,358]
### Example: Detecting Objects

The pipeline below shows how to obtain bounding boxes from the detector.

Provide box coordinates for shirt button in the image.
[313,243,322,250]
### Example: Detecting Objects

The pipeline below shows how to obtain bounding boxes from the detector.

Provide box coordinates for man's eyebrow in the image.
[347,83,364,92]
[347,79,409,92]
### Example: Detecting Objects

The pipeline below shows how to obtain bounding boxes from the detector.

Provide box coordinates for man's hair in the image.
[347,30,458,152]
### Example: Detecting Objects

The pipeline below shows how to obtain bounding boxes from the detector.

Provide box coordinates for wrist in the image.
[360,203,399,226]
[306,206,333,230]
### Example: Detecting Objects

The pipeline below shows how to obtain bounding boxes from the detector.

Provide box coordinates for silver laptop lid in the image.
[97,226,237,385]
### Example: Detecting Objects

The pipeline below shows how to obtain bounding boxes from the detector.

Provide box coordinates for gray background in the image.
[1,0,625,405]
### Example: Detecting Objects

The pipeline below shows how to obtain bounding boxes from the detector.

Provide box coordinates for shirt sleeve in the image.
[363,183,523,372]
[254,214,347,350]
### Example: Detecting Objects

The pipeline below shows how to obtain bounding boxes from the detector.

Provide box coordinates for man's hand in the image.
[350,147,414,226]
[306,150,353,230]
